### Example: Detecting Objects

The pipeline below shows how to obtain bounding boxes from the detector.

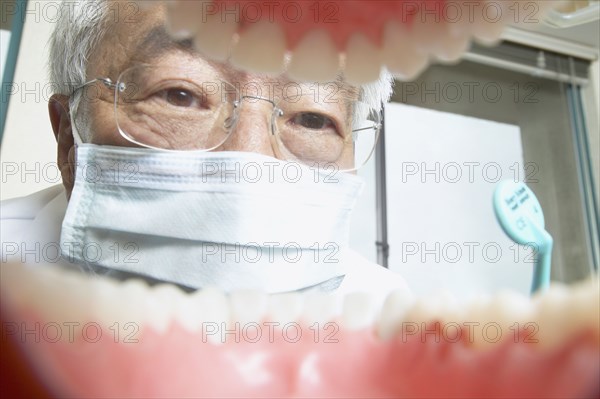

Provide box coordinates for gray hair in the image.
[48,0,393,141]
[357,68,394,121]
[48,0,111,141]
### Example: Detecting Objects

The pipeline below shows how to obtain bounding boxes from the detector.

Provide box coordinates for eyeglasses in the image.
[73,64,382,171]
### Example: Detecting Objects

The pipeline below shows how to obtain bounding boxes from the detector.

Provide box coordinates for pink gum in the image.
[217,0,459,50]
[4,308,600,398]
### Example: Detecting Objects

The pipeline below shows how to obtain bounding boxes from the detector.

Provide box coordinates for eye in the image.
[291,112,334,130]
[153,87,206,108]
[164,88,196,107]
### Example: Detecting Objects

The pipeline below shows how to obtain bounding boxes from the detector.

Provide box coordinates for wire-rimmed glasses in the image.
[74,64,382,172]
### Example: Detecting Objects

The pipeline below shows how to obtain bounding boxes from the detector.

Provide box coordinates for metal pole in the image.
[375,103,389,268]
[564,56,600,273]
[462,52,589,86]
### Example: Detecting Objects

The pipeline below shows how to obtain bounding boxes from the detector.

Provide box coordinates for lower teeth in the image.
[1,261,598,397]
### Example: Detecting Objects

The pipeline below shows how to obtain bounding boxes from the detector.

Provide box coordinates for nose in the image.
[217,97,276,157]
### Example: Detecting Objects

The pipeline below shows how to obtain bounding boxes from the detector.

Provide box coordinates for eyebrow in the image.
[133,26,198,62]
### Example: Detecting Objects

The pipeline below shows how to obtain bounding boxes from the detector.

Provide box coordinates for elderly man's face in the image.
[50,1,357,197]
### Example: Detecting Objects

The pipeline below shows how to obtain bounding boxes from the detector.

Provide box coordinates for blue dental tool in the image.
[493,180,553,294]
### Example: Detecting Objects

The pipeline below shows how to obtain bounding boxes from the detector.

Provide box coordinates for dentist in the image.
[1,0,408,300]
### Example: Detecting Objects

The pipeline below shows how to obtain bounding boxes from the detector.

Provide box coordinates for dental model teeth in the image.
[267,292,303,325]
[468,291,535,350]
[1,262,599,398]
[432,24,471,63]
[134,0,156,11]
[382,21,428,81]
[193,12,239,62]
[533,283,598,350]
[344,33,383,85]
[230,21,287,74]
[175,287,230,344]
[142,283,187,334]
[287,30,340,83]
[165,0,203,39]
[37,272,84,327]
[567,278,600,337]
[229,290,268,325]
[86,277,130,330]
[341,292,378,330]
[301,291,341,326]
[1,264,53,315]
[134,0,562,83]
[376,289,415,340]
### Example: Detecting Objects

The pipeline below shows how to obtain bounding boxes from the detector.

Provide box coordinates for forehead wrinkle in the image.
[133,26,198,63]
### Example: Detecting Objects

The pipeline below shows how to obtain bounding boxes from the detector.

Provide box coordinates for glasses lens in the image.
[115,65,237,151]
[350,103,381,171]
[273,85,380,171]
[114,66,380,170]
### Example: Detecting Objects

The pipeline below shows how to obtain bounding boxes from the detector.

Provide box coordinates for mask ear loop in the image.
[68,99,83,171]
[71,120,84,146]
[68,89,84,146]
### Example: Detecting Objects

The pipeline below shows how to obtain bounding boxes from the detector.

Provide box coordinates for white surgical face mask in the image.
[60,144,364,293]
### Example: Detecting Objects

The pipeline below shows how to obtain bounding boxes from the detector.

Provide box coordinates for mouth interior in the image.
[0,2,591,396]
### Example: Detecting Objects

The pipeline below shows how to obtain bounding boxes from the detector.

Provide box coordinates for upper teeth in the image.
[134,0,560,83]
[230,21,287,75]
[286,29,340,83]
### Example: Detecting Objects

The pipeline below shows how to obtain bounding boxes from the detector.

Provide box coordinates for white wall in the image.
[385,103,531,300]
[1,0,58,201]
